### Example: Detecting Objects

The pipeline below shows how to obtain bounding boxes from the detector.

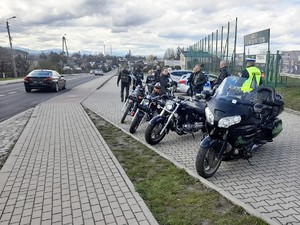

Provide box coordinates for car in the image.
[177,72,218,96]
[89,69,95,74]
[168,70,193,91]
[24,69,66,93]
[94,69,104,76]
[169,70,193,84]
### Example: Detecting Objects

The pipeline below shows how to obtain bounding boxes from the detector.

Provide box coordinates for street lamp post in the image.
[6,16,17,78]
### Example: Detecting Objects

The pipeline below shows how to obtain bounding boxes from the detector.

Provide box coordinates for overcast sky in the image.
[1,0,300,57]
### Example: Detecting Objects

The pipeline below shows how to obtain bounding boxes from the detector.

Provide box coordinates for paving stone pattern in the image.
[82,76,300,225]
[0,73,158,225]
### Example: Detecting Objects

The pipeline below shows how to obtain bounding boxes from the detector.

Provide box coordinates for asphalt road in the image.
[0,73,101,122]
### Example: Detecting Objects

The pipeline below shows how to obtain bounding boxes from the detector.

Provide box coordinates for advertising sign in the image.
[244,29,270,46]
[280,51,300,76]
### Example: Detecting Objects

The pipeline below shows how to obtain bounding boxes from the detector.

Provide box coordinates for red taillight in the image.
[44,77,53,81]
[179,80,186,84]
[24,77,32,81]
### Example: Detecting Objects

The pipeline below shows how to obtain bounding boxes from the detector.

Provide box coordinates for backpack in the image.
[121,72,130,83]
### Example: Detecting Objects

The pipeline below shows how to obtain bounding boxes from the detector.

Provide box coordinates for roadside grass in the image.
[276,77,300,112]
[85,108,268,225]
[0,78,17,81]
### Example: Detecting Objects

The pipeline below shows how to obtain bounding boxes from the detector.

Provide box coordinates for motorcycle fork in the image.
[121,99,129,112]
[217,130,229,159]
[131,108,139,121]
[159,104,180,135]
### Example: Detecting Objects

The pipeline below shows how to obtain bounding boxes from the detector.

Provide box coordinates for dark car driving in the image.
[24,69,66,92]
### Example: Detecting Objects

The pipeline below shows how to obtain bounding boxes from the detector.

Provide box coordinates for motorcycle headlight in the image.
[205,107,214,125]
[165,100,175,111]
[143,99,150,106]
[218,116,241,128]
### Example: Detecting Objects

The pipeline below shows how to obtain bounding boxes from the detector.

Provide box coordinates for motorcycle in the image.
[144,95,206,145]
[195,76,284,178]
[129,94,167,134]
[120,84,145,123]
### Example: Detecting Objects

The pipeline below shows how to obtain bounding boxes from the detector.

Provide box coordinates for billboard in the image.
[280,51,300,76]
[244,29,270,46]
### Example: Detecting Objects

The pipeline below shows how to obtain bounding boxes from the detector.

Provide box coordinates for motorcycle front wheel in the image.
[121,102,132,123]
[145,121,166,145]
[129,111,143,134]
[195,145,222,178]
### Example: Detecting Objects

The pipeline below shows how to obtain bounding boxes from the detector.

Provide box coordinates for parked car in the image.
[168,70,192,92]
[94,69,104,76]
[169,70,192,84]
[24,69,66,93]
[177,72,218,96]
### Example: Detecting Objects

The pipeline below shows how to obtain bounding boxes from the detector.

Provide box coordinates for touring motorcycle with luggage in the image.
[144,95,206,145]
[195,76,284,178]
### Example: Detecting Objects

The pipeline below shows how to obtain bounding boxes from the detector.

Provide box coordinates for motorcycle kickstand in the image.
[191,132,195,139]
[247,159,254,166]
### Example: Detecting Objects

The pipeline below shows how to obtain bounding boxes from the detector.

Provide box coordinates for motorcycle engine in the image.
[182,122,203,132]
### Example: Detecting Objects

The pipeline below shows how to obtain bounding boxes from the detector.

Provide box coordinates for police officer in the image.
[241,58,262,92]
[117,66,131,102]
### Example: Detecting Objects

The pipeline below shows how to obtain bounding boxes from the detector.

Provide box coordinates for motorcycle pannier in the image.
[265,118,283,140]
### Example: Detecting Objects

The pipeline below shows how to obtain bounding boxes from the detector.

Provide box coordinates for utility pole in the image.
[6,16,17,78]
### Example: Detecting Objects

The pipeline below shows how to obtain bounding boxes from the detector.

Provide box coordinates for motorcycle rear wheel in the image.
[129,112,143,134]
[195,145,222,178]
[121,103,132,123]
[145,121,166,145]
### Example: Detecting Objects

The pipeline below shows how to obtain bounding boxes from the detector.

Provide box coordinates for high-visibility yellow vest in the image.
[241,66,261,92]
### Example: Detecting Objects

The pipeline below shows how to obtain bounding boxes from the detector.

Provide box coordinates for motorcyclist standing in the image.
[133,67,144,89]
[146,69,156,93]
[215,61,231,86]
[154,65,162,83]
[159,67,171,95]
[117,66,131,102]
[190,64,207,95]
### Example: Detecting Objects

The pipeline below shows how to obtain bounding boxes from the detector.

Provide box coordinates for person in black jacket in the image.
[117,66,131,102]
[133,67,144,89]
[159,67,171,95]
[190,64,207,95]
[154,65,162,83]
[145,69,156,93]
[215,61,230,86]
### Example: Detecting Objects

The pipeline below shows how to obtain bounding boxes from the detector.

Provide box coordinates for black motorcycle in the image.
[120,84,145,123]
[144,95,206,145]
[195,76,284,178]
[129,94,166,134]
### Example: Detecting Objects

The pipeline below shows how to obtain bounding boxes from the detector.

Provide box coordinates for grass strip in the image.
[85,108,268,225]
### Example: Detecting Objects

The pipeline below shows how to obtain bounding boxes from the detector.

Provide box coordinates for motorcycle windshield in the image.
[207,76,259,120]
[214,76,258,105]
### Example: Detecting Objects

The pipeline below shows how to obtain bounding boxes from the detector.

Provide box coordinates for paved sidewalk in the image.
[83,75,300,225]
[0,72,158,225]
